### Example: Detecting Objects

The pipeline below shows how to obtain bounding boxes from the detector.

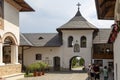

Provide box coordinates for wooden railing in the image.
[93,53,113,59]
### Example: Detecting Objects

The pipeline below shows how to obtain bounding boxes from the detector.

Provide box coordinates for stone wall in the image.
[0,64,21,77]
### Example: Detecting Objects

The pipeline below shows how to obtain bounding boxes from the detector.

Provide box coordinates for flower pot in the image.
[38,72,42,76]
[33,71,39,77]
[42,71,45,75]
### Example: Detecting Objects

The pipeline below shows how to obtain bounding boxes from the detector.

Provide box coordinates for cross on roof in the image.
[76,2,81,10]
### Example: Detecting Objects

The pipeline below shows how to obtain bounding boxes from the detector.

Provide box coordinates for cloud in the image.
[21,0,114,33]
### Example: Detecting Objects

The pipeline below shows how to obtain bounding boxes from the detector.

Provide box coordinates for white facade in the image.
[0,0,19,66]
[0,0,33,79]
[21,47,62,67]
[61,30,93,69]
[20,29,114,71]
[19,9,113,71]
[113,0,120,80]
[3,1,19,42]
[20,30,94,70]
[114,33,120,80]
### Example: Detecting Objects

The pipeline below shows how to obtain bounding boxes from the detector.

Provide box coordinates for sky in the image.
[20,0,114,33]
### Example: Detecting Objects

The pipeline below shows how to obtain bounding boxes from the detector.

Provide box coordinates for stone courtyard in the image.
[18,71,114,80]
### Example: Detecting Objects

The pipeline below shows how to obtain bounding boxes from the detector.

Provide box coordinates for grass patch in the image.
[24,73,33,77]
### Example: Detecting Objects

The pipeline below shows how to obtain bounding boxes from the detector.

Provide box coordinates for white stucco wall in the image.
[114,32,120,80]
[0,1,22,78]
[0,1,19,44]
[20,30,94,70]
[61,30,94,69]
[22,47,63,67]
[0,1,20,67]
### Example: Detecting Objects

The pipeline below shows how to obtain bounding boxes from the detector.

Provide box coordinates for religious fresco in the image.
[74,40,80,52]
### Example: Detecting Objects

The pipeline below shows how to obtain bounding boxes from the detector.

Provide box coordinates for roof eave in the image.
[6,0,34,12]
[14,0,34,12]
[95,0,115,20]
[20,9,35,12]
[57,28,98,31]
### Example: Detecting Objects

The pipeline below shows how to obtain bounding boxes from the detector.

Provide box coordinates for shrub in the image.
[39,62,48,71]
[28,62,41,72]
[27,62,48,74]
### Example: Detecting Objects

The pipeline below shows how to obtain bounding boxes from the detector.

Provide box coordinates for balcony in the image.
[93,43,113,59]
[93,53,113,59]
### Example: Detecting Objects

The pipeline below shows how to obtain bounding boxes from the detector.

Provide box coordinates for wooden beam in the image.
[100,0,114,8]
[5,0,22,11]
[101,5,112,18]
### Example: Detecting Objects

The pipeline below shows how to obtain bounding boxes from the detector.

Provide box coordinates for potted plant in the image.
[28,62,40,77]
[39,62,47,75]
[37,63,42,76]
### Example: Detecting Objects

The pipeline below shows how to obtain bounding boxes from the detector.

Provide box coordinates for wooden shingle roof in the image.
[57,9,97,32]
[20,29,112,47]
[93,28,112,43]
[20,33,62,47]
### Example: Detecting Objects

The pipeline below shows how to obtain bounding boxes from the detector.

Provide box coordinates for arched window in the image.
[81,36,87,48]
[68,36,73,47]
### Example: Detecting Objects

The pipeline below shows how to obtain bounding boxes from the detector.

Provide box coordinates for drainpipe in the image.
[91,46,93,64]
[21,46,24,72]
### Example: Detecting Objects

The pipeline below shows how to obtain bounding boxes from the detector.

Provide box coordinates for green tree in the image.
[79,58,85,66]
[71,57,78,68]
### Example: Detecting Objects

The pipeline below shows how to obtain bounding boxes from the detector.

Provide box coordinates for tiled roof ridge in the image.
[20,33,33,46]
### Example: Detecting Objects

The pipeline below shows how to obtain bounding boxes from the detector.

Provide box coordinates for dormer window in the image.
[38,37,44,40]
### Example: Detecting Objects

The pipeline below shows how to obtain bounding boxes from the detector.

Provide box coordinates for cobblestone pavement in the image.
[19,71,114,80]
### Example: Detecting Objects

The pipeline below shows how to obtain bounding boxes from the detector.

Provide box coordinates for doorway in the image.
[53,56,60,71]
[69,56,85,71]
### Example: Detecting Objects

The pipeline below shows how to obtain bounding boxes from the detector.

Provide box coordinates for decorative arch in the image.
[81,36,87,48]
[69,56,85,71]
[2,32,18,45]
[68,36,73,47]
[2,32,18,64]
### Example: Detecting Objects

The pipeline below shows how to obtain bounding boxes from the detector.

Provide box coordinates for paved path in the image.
[19,72,88,80]
[18,71,114,80]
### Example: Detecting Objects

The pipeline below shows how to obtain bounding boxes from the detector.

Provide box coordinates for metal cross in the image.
[76,2,81,10]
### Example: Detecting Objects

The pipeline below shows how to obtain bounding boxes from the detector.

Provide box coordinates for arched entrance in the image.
[53,56,60,71]
[3,36,15,63]
[2,32,18,64]
[69,56,85,71]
